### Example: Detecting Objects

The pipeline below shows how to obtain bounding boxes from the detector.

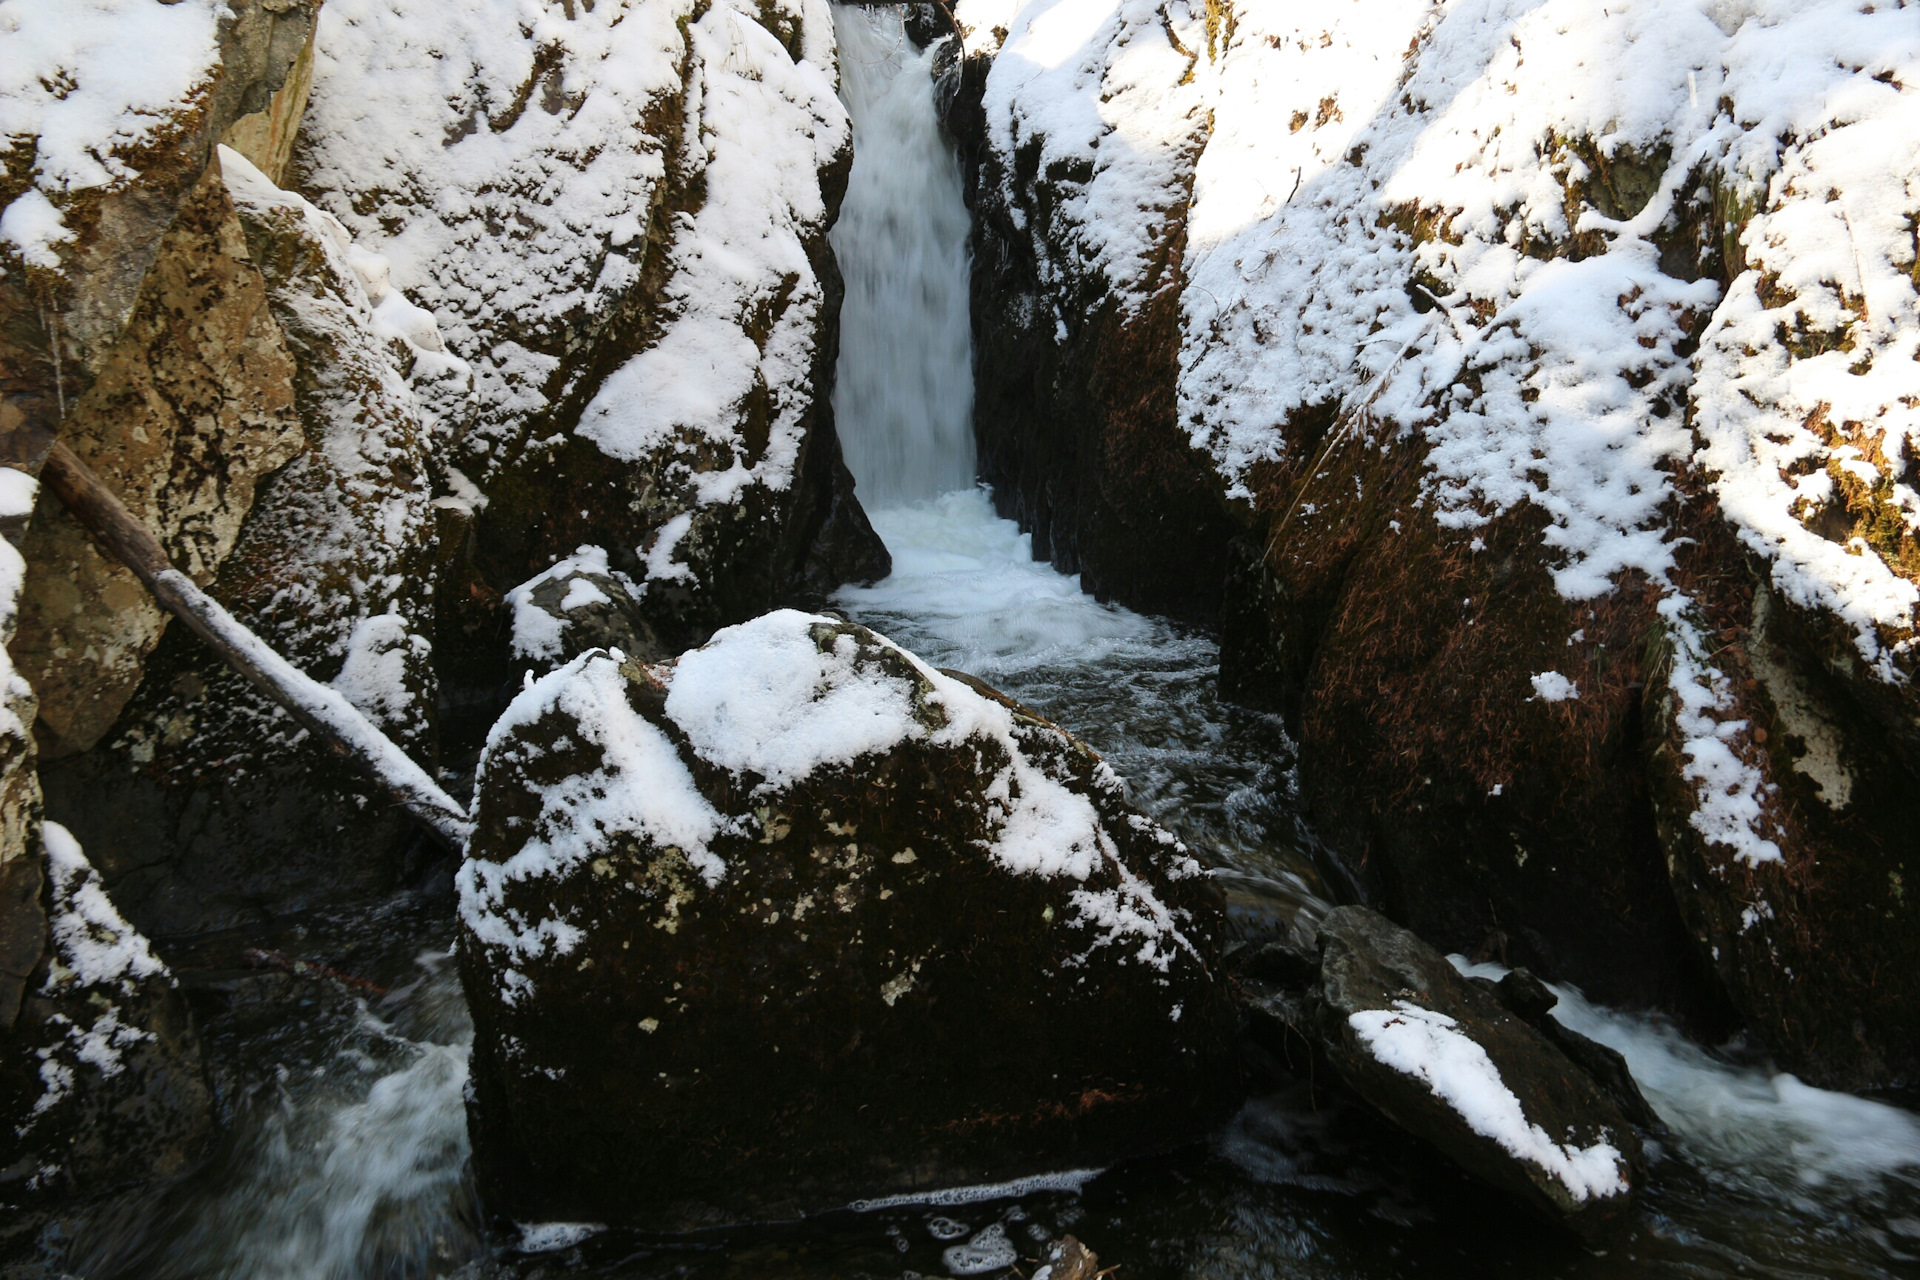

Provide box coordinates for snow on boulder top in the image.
[461,610,1207,971]
[0,0,224,270]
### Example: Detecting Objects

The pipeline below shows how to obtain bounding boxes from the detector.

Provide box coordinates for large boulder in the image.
[459,611,1237,1229]
[1237,907,1643,1244]
[36,148,462,937]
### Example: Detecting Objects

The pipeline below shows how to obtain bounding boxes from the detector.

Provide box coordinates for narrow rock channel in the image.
[4,3,1918,1278]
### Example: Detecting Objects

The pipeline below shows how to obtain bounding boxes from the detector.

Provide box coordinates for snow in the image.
[957,0,1920,870]
[573,0,846,512]
[298,0,693,452]
[0,468,38,744]
[459,651,727,976]
[1349,1000,1629,1202]
[214,145,454,755]
[1529,671,1578,702]
[0,0,223,272]
[301,0,846,552]
[968,0,1209,310]
[21,823,166,1130]
[667,611,926,790]
[40,822,165,992]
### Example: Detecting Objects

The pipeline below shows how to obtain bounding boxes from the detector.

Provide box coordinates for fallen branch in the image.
[38,441,472,855]
[242,947,390,998]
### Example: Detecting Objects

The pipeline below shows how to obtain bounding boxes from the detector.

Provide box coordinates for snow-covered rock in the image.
[504,546,666,672]
[37,148,459,937]
[951,0,1920,1089]
[297,0,889,651]
[0,824,213,1210]
[1237,906,1643,1243]
[458,610,1235,1228]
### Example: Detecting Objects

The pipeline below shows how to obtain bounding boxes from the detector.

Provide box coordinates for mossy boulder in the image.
[459,611,1237,1229]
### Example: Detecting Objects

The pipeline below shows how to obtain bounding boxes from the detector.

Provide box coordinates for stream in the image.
[48,6,1920,1279]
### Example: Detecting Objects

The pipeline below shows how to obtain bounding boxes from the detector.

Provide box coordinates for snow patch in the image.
[1529,671,1578,703]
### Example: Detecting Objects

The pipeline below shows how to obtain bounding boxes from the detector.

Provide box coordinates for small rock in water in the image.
[1032,1234,1101,1280]
[1236,906,1644,1243]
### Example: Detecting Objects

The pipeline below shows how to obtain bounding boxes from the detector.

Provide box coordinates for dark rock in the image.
[1645,565,1920,1091]
[0,827,214,1213]
[459,611,1237,1230]
[1484,968,1665,1133]
[503,550,670,674]
[945,34,1234,625]
[1238,906,1642,1243]
[1495,968,1560,1023]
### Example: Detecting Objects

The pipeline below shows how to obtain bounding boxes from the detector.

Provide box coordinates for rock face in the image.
[946,5,1233,622]
[949,0,1920,1087]
[459,612,1236,1229]
[36,148,458,937]
[3,0,890,939]
[1238,907,1643,1244]
[0,825,213,1211]
[295,0,889,654]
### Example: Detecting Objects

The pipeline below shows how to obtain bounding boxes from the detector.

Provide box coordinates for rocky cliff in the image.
[1,0,887,944]
[947,0,1920,1089]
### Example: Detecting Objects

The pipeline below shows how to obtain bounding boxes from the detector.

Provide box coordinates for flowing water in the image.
[47,6,1920,1279]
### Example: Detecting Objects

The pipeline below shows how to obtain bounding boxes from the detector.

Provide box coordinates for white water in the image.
[829,4,975,506]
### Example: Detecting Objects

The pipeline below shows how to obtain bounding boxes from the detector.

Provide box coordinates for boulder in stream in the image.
[458,610,1237,1229]
[1237,906,1643,1243]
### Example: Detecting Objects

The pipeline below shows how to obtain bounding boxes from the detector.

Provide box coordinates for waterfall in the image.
[829,4,976,507]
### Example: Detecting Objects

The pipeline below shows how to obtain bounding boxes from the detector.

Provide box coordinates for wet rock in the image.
[0,825,214,1211]
[1475,968,1664,1134]
[1643,574,1920,1092]
[1238,906,1642,1243]
[459,611,1237,1229]
[1033,1235,1101,1280]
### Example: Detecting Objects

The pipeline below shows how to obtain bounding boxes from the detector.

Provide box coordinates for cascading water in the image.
[54,9,1920,1278]
[829,5,977,505]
